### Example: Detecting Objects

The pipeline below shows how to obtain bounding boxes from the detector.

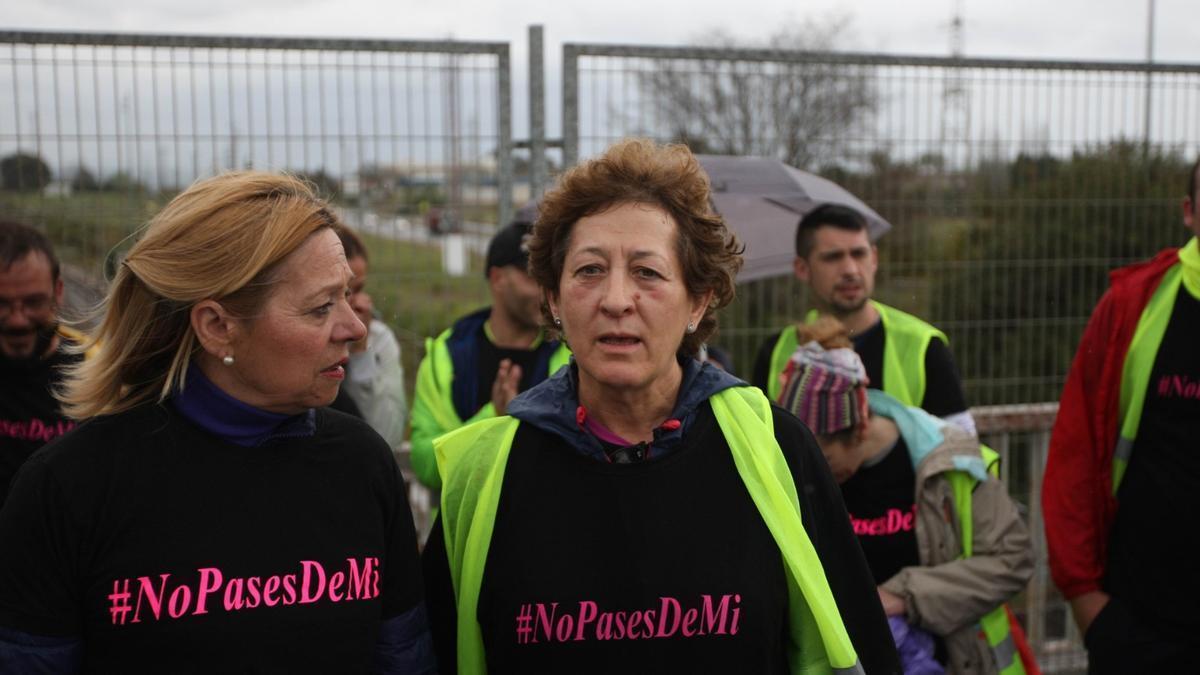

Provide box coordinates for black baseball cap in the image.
[485,221,533,276]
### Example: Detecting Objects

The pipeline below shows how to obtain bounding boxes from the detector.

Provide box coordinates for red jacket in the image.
[1042,248,1180,599]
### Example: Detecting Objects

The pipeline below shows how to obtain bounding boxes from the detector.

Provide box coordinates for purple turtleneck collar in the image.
[171,364,316,447]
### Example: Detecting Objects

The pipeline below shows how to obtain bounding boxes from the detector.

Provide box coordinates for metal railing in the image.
[975,402,1086,673]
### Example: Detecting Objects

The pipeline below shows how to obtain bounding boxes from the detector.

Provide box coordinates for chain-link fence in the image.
[563,44,1200,407]
[0,30,516,383]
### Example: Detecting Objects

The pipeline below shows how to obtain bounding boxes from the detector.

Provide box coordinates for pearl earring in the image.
[553,317,562,328]
[222,355,235,366]
[686,322,696,334]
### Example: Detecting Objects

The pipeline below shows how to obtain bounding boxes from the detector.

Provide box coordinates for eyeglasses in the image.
[0,295,54,320]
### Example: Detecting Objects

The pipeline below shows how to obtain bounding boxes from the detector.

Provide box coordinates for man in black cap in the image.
[409,219,570,490]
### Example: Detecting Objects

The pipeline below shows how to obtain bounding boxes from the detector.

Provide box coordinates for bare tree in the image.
[637,15,876,169]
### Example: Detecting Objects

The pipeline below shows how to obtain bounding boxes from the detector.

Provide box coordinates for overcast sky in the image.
[4,0,1196,178]
[5,0,1196,63]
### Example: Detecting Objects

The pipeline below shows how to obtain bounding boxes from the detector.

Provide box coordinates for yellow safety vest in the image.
[434,386,864,675]
[767,301,948,408]
[409,327,570,489]
[947,459,1026,675]
[1113,262,1185,493]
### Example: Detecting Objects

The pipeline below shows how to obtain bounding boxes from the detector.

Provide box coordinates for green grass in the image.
[359,231,491,394]
[0,190,166,278]
[6,190,495,397]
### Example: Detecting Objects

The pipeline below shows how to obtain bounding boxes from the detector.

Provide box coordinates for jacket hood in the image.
[507,357,744,461]
[867,389,988,482]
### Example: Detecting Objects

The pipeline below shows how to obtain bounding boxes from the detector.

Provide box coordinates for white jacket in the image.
[343,319,408,449]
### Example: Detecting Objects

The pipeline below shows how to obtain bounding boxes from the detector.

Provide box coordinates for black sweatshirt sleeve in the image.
[381,452,426,619]
[421,516,458,673]
[751,335,778,395]
[771,405,902,675]
[0,456,83,637]
[920,337,969,417]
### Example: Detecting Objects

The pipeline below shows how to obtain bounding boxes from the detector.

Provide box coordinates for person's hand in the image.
[877,587,906,617]
[1069,590,1110,636]
[491,359,522,416]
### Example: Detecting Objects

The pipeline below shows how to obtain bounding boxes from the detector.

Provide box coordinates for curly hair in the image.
[527,139,743,357]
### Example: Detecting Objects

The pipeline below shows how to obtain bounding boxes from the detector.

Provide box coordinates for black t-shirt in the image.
[839,438,920,585]
[423,402,902,675]
[1106,288,1200,642]
[0,403,423,672]
[751,321,968,417]
[472,333,548,413]
[0,341,83,507]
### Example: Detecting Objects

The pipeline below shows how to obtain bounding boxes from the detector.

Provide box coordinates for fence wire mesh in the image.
[565,44,1200,408]
[0,31,514,387]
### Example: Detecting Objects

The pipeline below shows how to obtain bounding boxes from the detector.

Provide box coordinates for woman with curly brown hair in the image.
[422,139,899,674]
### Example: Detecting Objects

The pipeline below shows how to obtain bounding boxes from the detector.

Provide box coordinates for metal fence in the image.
[0,30,514,382]
[562,44,1200,406]
[974,403,1087,673]
[8,28,1199,673]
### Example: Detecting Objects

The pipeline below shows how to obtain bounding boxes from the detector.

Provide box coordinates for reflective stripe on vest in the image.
[874,301,947,408]
[947,468,1025,675]
[1114,263,1183,494]
[436,414,519,675]
[710,387,861,674]
[436,386,861,675]
[418,330,466,434]
[769,302,946,407]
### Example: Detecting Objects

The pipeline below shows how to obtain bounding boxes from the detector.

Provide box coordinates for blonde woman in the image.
[0,173,435,673]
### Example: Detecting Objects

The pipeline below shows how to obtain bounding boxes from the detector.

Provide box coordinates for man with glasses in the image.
[0,222,89,506]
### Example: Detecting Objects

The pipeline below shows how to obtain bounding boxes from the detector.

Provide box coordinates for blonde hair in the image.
[59,171,338,419]
[796,315,853,350]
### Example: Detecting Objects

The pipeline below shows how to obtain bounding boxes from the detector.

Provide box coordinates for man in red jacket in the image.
[1042,158,1200,673]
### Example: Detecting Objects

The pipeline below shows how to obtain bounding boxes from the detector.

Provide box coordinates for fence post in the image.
[496,44,513,228]
[528,25,546,200]
[1027,429,1049,659]
[562,43,579,168]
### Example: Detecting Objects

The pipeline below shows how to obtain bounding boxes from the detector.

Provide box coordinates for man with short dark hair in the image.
[1042,158,1200,672]
[409,219,570,489]
[752,204,974,434]
[0,221,89,506]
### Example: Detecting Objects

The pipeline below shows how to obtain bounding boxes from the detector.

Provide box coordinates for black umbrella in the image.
[697,155,892,282]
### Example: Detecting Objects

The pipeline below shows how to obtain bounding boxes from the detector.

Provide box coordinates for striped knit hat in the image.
[777,341,870,436]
